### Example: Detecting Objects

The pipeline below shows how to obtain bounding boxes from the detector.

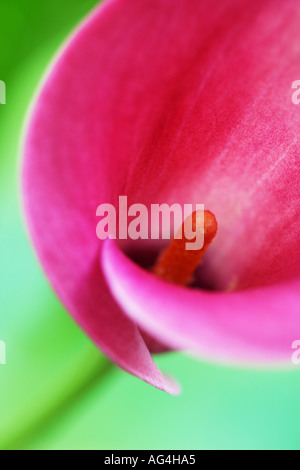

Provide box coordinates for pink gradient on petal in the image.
[103,239,300,365]
[22,0,300,390]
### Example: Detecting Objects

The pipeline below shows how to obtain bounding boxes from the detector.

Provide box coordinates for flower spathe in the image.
[23,0,300,393]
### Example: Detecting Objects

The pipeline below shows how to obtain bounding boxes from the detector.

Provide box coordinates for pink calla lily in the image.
[23,0,300,393]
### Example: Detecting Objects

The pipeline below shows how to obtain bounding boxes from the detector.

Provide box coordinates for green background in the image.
[0,0,300,450]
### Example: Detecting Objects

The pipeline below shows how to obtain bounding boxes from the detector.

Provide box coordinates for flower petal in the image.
[23,0,300,383]
[103,238,300,363]
[22,0,186,393]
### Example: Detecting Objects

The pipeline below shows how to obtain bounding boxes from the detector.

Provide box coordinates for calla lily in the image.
[23,0,300,393]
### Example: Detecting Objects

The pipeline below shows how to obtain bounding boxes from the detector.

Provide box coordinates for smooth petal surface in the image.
[22,0,188,394]
[23,0,300,386]
[103,239,300,364]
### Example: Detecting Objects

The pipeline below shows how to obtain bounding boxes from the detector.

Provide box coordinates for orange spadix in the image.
[153,210,218,286]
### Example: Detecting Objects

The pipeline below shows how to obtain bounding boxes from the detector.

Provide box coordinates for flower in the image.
[23,0,300,394]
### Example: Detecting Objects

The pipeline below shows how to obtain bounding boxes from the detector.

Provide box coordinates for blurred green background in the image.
[0,0,300,450]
